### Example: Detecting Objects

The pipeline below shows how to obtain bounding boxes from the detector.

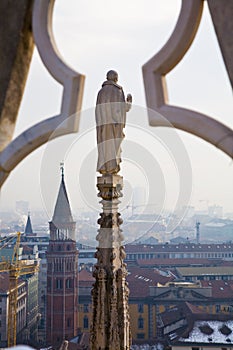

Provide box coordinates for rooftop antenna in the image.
[196,221,200,244]
[60,161,64,179]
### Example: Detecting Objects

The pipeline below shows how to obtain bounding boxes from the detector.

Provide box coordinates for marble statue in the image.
[95,70,132,174]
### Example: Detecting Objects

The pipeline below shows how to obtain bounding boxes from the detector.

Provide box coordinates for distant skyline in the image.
[0,0,232,218]
[7,199,229,217]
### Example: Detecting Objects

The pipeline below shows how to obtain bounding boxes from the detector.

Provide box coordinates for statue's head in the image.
[106,70,118,83]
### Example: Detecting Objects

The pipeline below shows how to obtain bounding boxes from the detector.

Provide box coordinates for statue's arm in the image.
[126,93,132,112]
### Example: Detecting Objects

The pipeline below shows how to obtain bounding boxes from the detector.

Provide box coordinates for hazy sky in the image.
[0,0,232,218]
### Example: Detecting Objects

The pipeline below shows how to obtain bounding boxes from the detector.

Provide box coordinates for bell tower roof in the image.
[50,164,76,241]
[24,212,33,235]
[52,166,74,225]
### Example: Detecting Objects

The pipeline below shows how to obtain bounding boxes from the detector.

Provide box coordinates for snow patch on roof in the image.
[180,320,233,344]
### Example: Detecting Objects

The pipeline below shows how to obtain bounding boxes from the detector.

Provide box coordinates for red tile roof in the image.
[77,266,174,297]
[0,272,9,292]
[176,266,233,277]
[127,266,175,297]
[137,258,233,267]
[76,266,233,300]
[78,269,94,281]
[22,245,34,253]
[159,302,203,327]
[125,243,233,253]
[201,280,233,298]
[0,273,25,293]
[78,269,94,288]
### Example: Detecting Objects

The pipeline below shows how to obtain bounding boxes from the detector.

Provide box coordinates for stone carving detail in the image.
[94,249,103,264]
[97,185,123,200]
[97,212,123,228]
[98,213,114,228]
[90,174,131,350]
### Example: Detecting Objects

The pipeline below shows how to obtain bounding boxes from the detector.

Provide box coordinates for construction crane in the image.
[0,232,39,347]
[125,203,159,217]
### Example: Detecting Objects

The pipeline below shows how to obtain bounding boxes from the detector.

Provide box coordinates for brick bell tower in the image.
[46,165,78,349]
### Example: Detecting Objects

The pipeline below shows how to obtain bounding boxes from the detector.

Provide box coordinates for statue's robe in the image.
[95,80,130,174]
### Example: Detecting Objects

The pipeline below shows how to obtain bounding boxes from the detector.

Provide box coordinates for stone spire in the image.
[49,164,76,241]
[90,175,131,350]
[24,212,33,235]
[91,72,131,350]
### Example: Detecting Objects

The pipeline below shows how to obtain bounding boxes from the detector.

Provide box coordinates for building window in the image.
[83,316,89,329]
[67,318,71,328]
[56,279,63,289]
[66,279,72,289]
[138,316,144,329]
[138,304,144,313]
[192,348,199,350]
[0,308,2,314]
[84,304,89,313]
[137,333,145,339]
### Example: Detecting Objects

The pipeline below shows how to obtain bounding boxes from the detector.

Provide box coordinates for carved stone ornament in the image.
[91,172,131,349]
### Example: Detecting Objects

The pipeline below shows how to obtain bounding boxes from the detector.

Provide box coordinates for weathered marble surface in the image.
[96,70,132,175]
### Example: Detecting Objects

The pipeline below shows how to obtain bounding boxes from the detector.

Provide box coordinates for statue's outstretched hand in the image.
[126,94,132,103]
